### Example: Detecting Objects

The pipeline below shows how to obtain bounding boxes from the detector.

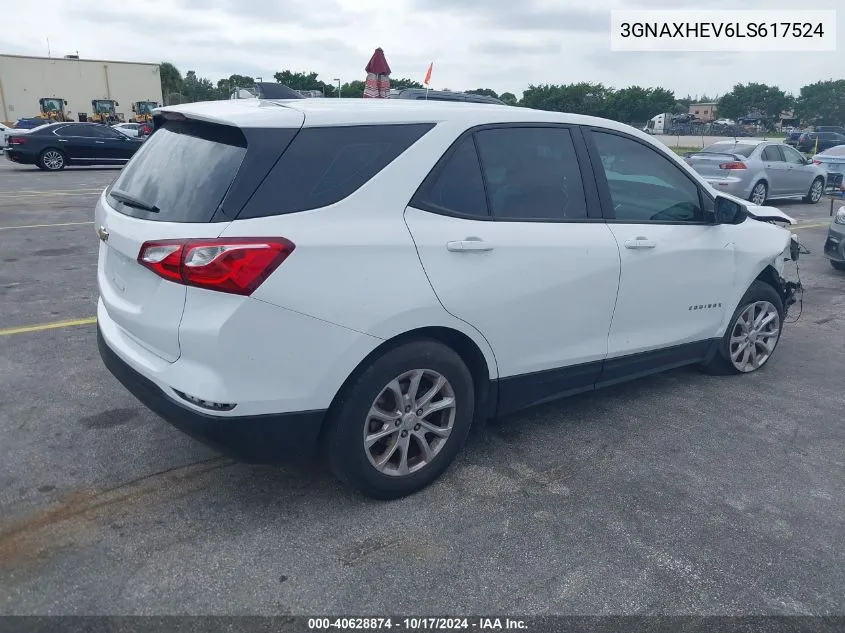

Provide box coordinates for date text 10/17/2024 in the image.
[307,618,529,630]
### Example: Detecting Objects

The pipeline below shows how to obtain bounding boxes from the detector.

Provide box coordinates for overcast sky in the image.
[3,0,842,98]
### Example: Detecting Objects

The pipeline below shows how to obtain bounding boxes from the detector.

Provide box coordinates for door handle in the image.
[446,238,494,252]
[624,237,657,250]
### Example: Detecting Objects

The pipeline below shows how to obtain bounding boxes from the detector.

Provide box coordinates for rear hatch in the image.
[96,107,304,362]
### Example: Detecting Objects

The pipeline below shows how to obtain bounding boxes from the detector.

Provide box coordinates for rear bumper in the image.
[704,176,751,199]
[98,326,326,464]
[4,150,34,164]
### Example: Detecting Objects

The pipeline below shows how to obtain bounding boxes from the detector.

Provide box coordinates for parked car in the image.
[13,117,50,130]
[390,88,505,105]
[0,122,19,150]
[784,130,803,146]
[684,140,826,205]
[812,144,845,189]
[112,122,141,138]
[96,99,799,499]
[5,122,144,170]
[824,205,845,271]
[815,126,845,136]
[797,131,845,153]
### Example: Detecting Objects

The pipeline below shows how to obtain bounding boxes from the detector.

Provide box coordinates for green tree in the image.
[794,80,845,125]
[340,80,365,97]
[181,70,218,102]
[466,88,499,98]
[159,62,183,101]
[273,70,336,96]
[217,74,255,98]
[521,82,611,117]
[717,83,792,122]
[499,92,518,106]
[391,77,424,90]
[605,86,676,123]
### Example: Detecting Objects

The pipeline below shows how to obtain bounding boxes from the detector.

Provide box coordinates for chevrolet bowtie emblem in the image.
[97,226,109,242]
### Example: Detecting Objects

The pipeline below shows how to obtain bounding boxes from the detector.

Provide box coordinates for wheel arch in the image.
[322,326,497,443]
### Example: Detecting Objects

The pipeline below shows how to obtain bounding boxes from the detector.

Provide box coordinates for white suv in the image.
[96,99,800,499]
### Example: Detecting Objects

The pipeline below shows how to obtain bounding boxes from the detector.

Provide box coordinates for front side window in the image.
[592,131,703,223]
[781,145,806,165]
[474,127,588,221]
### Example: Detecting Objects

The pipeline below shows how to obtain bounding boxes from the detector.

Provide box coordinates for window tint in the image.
[762,146,784,161]
[107,121,247,222]
[418,137,488,217]
[474,127,587,221]
[240,124,434,218]
[593,131,703,223]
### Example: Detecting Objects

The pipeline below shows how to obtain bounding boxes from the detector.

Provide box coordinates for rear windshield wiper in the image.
[110,189,160,213]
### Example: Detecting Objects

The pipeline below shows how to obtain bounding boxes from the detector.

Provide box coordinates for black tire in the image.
[323,339,475,500]
[803,177,825,204]
[37,148,66,171]
[699,280,784,376]
[831,260,845,272]
[748,181,768,205]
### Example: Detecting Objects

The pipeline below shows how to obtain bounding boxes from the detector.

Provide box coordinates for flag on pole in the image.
[423,62,433,87]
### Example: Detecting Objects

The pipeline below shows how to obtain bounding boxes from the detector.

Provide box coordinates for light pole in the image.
[334,78,341,98]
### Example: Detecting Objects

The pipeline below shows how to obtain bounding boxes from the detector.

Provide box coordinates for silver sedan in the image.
[685,140,827,205]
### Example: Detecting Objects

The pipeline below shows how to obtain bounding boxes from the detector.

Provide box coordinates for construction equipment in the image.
[131,101,159,123]
[37,97,72,122]
[89,99,124,125]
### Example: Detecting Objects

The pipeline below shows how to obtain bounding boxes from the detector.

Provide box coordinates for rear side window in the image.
[107,121,247,222]
[475,127,588,221]
[239,123,434,218]
[414,137,488,218]
[761,146,783,161]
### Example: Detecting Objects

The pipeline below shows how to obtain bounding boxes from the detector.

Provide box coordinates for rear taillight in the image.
[137,238,295,296]
[8,136,26,145]
[813,160,822,165]
[719,161,746,170]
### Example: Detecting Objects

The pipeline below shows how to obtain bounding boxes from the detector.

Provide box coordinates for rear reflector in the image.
[138,237,295,296]
[719,161,746,170]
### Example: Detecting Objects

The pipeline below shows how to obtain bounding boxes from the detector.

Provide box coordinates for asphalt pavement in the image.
[0,161,843,616]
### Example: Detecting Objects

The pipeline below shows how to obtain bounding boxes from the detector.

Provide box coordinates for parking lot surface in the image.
[0,162,843,615]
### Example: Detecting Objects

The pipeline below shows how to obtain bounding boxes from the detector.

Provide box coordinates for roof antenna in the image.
[47,38,51,57]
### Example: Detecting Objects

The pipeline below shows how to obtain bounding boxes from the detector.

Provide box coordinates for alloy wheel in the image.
[751,183,767,205]
[809,179,823,203]
[42,151,64,170]
[363,369,456,477]
[729,300,781,372]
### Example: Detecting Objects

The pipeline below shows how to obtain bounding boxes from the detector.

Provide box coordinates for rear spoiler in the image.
[686,151,745,160]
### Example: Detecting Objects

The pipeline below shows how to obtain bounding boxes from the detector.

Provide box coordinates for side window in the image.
[781,145,806,165]
[239,123,434,218]
[88,125,121,139]
[474,127,588,221]
[416,137,488,218]
[592,131,703,223]
[762,146,784,162]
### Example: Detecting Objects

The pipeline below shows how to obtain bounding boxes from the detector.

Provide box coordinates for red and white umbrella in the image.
[364,47,391,98]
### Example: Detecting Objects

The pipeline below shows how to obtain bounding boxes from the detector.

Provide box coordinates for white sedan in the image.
[111,122,141,138]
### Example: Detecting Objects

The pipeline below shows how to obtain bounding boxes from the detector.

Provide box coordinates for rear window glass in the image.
[107,121,247,222]
[239,123,434,218]
[699,143,756,157]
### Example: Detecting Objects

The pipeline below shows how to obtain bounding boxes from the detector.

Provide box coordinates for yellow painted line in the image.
[0,317,97,337]
[0,221,94,231]
[792,222,831,231]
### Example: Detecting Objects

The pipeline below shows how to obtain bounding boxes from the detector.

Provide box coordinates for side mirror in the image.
[714,196,748,224]
[63,100,68,106]
[115,101,120,106]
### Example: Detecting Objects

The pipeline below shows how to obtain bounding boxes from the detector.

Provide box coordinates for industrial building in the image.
[0,54,162,125]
